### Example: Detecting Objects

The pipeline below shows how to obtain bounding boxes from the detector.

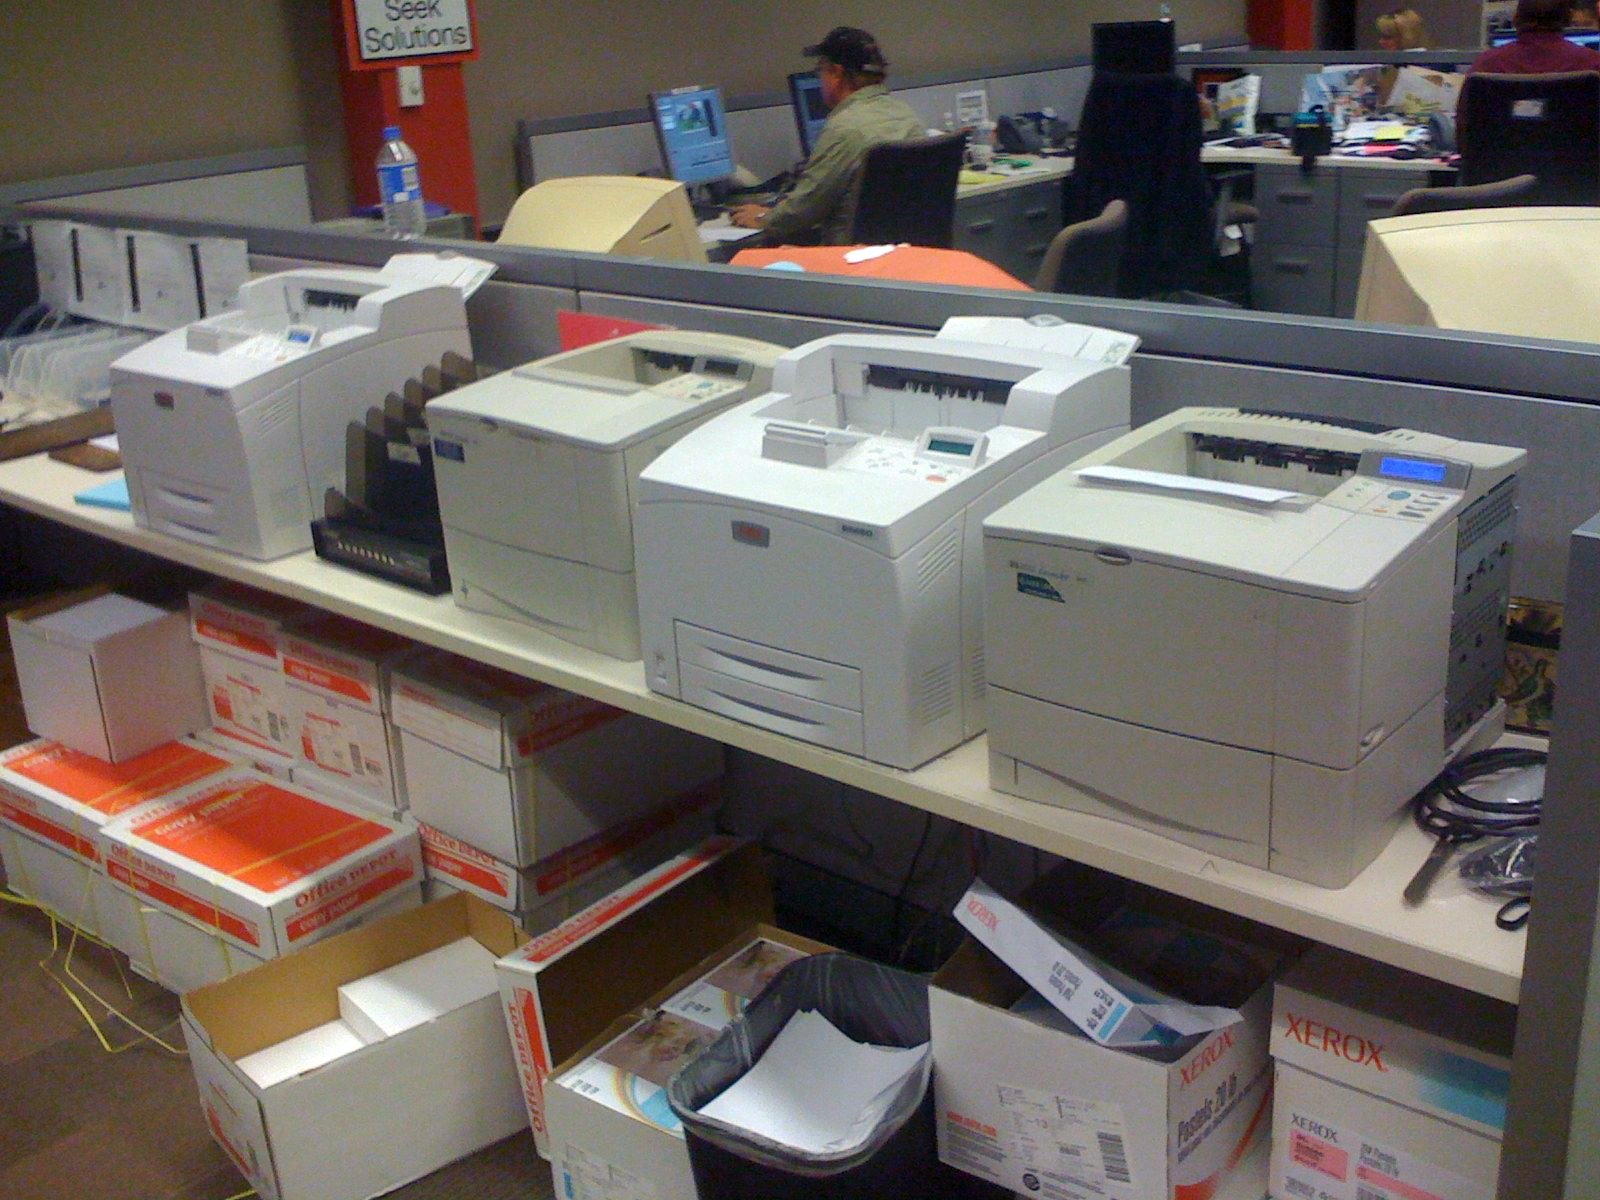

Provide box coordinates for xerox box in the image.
[99,769,423,959]
[1270,947,1515,1200]
[390,649,724,866]
[281,613,418,811]
[189,583,313,761]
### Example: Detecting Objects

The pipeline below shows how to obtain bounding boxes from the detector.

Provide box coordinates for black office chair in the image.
[1459,73,1600,206]
[1068,71,1248,301]
[1388,173,1539,218]
[1033,200,1128,294]
[847,132,966,248]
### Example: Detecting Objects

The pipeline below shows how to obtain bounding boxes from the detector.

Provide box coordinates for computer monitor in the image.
[1356,207,1600,340]
[1092,20,1176,74]
[496,176,708,264]
[649,86,736,186]
[1489,28,1600,48]
[788,71,830,158]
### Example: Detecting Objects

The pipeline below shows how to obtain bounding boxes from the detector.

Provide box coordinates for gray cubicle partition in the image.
[9,205,1600,1200]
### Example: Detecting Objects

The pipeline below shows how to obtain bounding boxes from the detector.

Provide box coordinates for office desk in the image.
[953,157,1074,282]
[1201,145,1454,317]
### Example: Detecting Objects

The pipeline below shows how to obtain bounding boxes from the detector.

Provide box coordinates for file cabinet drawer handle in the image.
[1022,206,1051,221]
[1277,190,1315,203]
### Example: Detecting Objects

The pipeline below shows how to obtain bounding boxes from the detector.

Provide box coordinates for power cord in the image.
[1404,746,1546,927]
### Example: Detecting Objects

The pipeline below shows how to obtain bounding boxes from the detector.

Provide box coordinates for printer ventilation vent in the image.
[916,660,957,724]
[1446,476,1519,741]
[257,393,297,437]
[918,530,960,593]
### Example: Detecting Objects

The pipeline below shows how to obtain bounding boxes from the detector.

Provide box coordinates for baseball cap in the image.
[803,26,888,73]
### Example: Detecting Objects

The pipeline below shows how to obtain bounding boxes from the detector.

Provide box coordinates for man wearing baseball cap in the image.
[731,26,925,243]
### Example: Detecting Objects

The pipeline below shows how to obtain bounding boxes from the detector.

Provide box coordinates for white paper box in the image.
[189,582,312,670]
[415,781,719,914]
[137,901,271,993]
[237,1020,368,1090]
[183,894,530,1200]
[931,881,1293,1200]
[282,614,415,807]
[338,935,499,1042]
[391,649,723,867]
[0,822,145,958]
[1270,947,1514,1200]
[199,647,296,761]
[99,768,422,959]
[9,592,207,761]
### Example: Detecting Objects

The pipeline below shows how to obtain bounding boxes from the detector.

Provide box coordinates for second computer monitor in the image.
[788,71,830,157]
[650,85,735,186]
[1092,20,1177,74]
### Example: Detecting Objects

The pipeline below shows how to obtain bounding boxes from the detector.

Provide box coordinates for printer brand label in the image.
[1281,1111,1489,1200]
[1017,573,1064,603]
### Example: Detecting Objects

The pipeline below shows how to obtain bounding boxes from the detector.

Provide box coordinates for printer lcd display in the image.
[928,437,978,456]
[1379,456,1449,484]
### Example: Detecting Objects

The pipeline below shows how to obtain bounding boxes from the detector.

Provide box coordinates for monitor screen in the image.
[650,86,735,186]
[788,72,830,157]
[1092,20,1176,74]
[1490,28,1600,48]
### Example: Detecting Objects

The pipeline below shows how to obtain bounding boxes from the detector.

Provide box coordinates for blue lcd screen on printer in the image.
[1379,456,1448,484]
[928,437,976,456]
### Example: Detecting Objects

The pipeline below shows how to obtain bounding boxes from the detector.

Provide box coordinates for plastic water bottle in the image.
[375,126,426,239]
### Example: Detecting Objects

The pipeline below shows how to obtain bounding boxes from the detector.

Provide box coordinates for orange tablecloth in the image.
[730,245,1032,290]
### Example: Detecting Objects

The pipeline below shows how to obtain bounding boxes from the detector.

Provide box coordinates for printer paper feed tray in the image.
[674,623,863,711]
[679,664,866,756]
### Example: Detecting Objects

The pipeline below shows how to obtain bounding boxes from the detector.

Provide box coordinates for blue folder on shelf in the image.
[74,475,130,511]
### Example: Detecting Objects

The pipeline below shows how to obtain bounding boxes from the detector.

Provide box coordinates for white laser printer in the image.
[983,407,1526,887]
[111,265,471,559]
[427,331,786,658]
[635,319,1138,769]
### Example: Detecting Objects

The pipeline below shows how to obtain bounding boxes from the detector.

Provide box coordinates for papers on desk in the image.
[698,1010,929,1156]
[699,225,762,244]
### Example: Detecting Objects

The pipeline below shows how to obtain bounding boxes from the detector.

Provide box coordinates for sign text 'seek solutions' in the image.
[349,0,475,64]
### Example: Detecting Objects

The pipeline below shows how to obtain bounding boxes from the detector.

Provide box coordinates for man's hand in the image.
[730,204,771,229]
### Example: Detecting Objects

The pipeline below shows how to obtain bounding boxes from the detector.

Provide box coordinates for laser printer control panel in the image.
[651,372,749,405]
[1324,452,1471,523]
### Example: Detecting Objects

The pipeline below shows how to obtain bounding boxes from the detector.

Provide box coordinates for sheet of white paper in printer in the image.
[634,318,1138,769]
[110,259,473,559]
[983,407,1526,886]
[427,330,785,658]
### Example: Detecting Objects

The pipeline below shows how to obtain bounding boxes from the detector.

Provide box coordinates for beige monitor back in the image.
[1356,207,1600,342]
[498,176,708,264]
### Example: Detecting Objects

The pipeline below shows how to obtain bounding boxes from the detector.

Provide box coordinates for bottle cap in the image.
[382,125,403,141]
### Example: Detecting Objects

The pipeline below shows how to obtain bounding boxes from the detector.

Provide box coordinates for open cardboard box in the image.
[932,866,1304,1200]
[183,892,530,1200]
[495,838,827,1161]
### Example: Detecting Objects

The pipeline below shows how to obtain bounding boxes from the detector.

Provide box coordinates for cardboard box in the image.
[390,649,724,867]
[1270,947,1514,1200]
[416,780,720,916]
[183,893,530,1200]
[136,900,271,993]
[190,583,313,762]
[282,614,417,809]
[931,872,1297,1200]
[8,591,207,761]
[494,838,826,1177]
[0,737,236,956]
[99,769,423,959]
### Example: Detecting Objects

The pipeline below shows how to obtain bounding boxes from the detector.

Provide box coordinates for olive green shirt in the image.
[763,84,926,245]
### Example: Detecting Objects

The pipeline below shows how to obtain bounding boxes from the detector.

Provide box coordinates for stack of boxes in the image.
[390,648,725,933]
[188,582,310,771]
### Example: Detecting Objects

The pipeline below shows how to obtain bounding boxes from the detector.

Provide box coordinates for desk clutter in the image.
[1,238,1545,1199]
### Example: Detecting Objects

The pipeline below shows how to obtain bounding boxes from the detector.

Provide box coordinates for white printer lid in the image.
[426,370,718,450]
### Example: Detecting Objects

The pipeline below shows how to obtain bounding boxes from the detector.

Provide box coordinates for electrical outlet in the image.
[398,66,424,108]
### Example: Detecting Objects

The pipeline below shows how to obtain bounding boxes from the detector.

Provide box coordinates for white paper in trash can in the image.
[953,878,1242,1048]
[698,1010,929,1156]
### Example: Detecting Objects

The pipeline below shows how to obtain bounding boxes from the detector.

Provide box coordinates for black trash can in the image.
[667,951,1006,1200]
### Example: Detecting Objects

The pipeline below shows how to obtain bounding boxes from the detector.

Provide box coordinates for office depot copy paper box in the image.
[190,583,312,761]
[416,780,720,916]
[931,871,1297,1200]
[9,591,207,761]
[0,737,235,955]
[390,649,724,866]
[282,614,417,809]
[99,769,423,959]
[189,583,312,672]
[1270,947,1515,1200]
[182,894,530,1200]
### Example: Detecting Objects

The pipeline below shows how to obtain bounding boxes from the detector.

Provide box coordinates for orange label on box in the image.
[421,839,511,898]
[3,741,232,816]
[283,658,374,705]
[128,779,393,893]
[193,616,278,661]
[108,856,262,946]
[532,785,716,896]
[283,862,414,941]
[0,790,98,860]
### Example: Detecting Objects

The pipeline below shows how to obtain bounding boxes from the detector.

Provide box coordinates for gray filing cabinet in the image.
[953,178,1063,284]
[1247,162,1435,317]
